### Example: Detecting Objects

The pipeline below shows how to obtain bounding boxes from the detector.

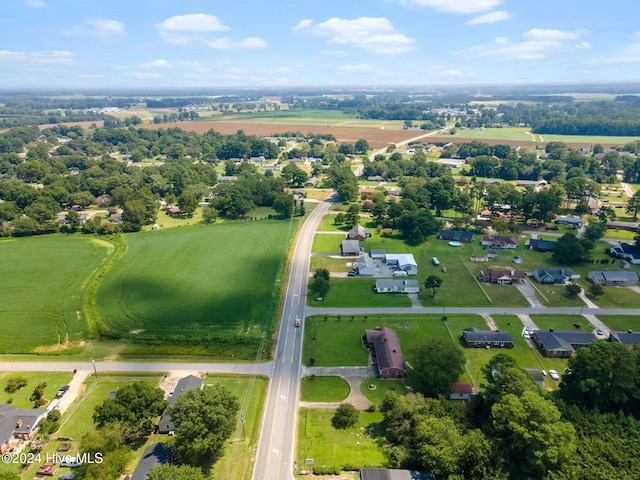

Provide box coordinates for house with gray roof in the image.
[158,375,203,434]
[341,240,361,256]
[348,224,370,241]
[370,249,386,259]
[481,235,519,249]
[131,443,171,480]
[531,268,575,284]
[556,215,583,227]
[375,279,420,294]
[0,404,47,454]
[588,271,639,286]
[365,328,407,379]
[461,327,513,348]
[360,468,433,480]
[532,330,596,357]
[355,255,376,276]
[385,254,418,275]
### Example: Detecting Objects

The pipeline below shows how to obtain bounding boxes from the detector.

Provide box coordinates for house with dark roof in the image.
[375,279,420,294]
[531,268,575,284]
[0,405,47,454]
[588,271,639,286]
[527,238,556,252]
[461,327,514,348]
[608,330,640,346]
[131,443,171,480]
[481,235,519,249]
[157,375,203,434]
[525,368,545,387]
[439,230,473,243]
[479,269,526,284]
[608,243,640,264]
[556,215,583,227]
[341,240,361,256]
[532,330,596,357]
[348,224,370,241]
[360,468,433,480]
[365,327,407,379]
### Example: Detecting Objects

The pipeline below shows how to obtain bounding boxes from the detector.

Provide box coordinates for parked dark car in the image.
[56,385,70,398]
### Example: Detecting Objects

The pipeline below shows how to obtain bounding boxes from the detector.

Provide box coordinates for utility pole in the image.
[90,358,98,380]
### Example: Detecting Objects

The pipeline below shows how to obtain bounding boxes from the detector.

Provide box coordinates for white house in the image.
[375,279,420,294]
[384,254,418,275]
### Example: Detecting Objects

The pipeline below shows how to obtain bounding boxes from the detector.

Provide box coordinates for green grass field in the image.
[297,409,387,473]
[359,376,408,405]
[0,235,114,353]
[97,219,295,358]
[596,315,640,331]
[308,278,412,308]
[0,371,74,409]
[206,375,268,480]
[300,376,350,402]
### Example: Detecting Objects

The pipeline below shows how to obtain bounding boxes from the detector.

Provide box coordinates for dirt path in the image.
[482,314,498,330]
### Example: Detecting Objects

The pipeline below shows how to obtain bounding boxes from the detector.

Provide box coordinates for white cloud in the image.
[0,50,73,64]
[24,0,45,7]
[156,13,229,45]
[462,28,586,60]
[142,59,173,68]
[292,19,313,31]
[398,0,502,14]
[65,19,124,37]
[294,17,415,54]
[207,37,267,49]
[90,19,124,36]
[259,66,294,75]
[593,31,640,63]
[335,64,375,75]
[467,10,511,25]
[127,72,164,79]
[427,65,476,79]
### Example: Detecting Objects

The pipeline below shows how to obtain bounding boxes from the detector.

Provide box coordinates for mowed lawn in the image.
[97,219,294,358]
[0,235,114,352]
[309,278,412,308]
[297,409,387,472]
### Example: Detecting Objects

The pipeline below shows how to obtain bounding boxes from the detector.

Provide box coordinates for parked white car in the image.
[549,369,560,381]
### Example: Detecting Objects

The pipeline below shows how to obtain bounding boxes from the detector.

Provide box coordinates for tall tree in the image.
[169,385,239,465]
[410,339,465,397]
[424,275,443,300]
[627,190,640,220]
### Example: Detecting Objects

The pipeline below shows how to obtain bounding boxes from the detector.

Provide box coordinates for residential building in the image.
[360,468,433,480]
[609,330,640,346]
[439,230,473,243]
[375,279,420,294]
[479,269,526,284]
[157,375,203,434]
[355,255,376,276]
[219,176,238,183]
[370,249,386,259]
[481,235,519,249]
[305,177,319,187]
[608,243,640,264]
[527,238,556,252]
[0,405,47,454]
[556,215,583,227]
[365,327,407,379]
[531,268,575,284]
[525,368,545,387]
[588,271,639,286]
[348,224,370,241]
[131,443,171,480]
[341,240,361,256]
[449,381,474,401]
[461,327,514,348]
[384,254,418,275]
[532,330,596,357]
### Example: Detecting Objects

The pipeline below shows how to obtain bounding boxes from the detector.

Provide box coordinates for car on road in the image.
[59,474,76,480]
[295,318,301,327]
[597,328,604,335]
[56,385,70,398]
[347,270,357,276]
[549,369,560,381]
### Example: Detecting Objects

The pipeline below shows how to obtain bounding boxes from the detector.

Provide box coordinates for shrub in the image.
[331,403,359,429]
[5,376,27,393]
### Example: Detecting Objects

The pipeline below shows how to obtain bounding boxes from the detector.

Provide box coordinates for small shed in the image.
[449,381,474,401]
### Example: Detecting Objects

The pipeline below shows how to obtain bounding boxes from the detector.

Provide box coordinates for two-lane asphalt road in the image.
[252,194,336,480]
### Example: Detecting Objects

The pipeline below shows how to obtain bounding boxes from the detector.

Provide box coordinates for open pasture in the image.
[0,235,113,353]
[96,219,293,358]
[143,121,429,149]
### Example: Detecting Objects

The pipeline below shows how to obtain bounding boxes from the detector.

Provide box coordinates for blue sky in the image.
[1,0,639,89]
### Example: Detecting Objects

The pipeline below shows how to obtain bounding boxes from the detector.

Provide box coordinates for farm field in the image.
[96,219,295,359]
[0,235,114,353]
[142,121,433,149]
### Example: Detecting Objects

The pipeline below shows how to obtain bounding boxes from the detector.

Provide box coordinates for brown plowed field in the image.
[142,121,426,149]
